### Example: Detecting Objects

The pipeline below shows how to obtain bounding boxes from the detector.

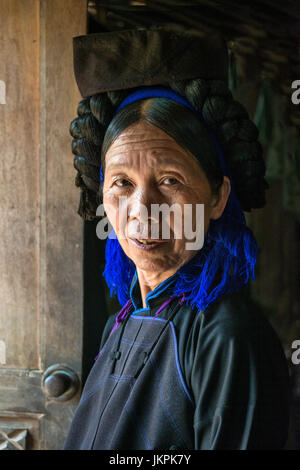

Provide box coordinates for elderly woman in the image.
[63,28,290,450]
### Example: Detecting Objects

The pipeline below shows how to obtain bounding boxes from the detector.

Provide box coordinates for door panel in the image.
[0,0,87,449]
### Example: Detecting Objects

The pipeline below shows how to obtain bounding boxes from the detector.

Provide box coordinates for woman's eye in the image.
[112,177,180,188]
[162,177,180,186]
[113,178,131,187]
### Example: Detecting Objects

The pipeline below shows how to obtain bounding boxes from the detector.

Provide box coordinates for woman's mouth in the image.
[128,237,168,251]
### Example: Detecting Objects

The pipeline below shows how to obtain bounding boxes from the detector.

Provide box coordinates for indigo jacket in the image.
[63,270,291,450]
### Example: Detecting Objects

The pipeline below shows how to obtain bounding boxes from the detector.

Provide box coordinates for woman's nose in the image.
[128,186,160,226]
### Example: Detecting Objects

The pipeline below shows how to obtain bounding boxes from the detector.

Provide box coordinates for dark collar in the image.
[129,269,178,311]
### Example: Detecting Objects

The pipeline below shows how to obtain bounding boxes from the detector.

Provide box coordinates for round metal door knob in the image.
[42,364,80,401]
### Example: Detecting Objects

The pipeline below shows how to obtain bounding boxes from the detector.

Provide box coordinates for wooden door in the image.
[0,0,87,450]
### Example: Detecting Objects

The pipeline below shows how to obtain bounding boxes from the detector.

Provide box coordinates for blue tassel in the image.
[103,231,135,306]
[99,165,104,182]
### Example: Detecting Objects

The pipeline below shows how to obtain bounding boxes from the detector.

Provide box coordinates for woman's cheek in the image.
[104,191,130,240]
[173,193,209,245]
[103,191,121,231]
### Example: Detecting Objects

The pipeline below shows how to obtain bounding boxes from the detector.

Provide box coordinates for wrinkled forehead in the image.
[105,121,200,168]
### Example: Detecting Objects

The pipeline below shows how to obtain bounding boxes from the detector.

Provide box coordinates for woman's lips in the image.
[128,237,168,251]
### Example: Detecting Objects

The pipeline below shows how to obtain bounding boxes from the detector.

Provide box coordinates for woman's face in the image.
[103,120,230,276]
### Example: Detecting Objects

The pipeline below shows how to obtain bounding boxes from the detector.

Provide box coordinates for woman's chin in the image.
[129,255,170,272]
[127,249,181,274]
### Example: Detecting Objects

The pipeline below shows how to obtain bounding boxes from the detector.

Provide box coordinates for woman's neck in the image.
[136,267,178,308]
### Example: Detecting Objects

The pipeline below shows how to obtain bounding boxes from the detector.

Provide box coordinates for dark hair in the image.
[70,79,268,220]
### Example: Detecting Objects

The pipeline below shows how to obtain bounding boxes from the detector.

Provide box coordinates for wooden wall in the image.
[0,0,87,449]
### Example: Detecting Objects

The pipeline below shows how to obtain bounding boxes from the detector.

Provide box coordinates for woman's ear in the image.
[210,176,231,220]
